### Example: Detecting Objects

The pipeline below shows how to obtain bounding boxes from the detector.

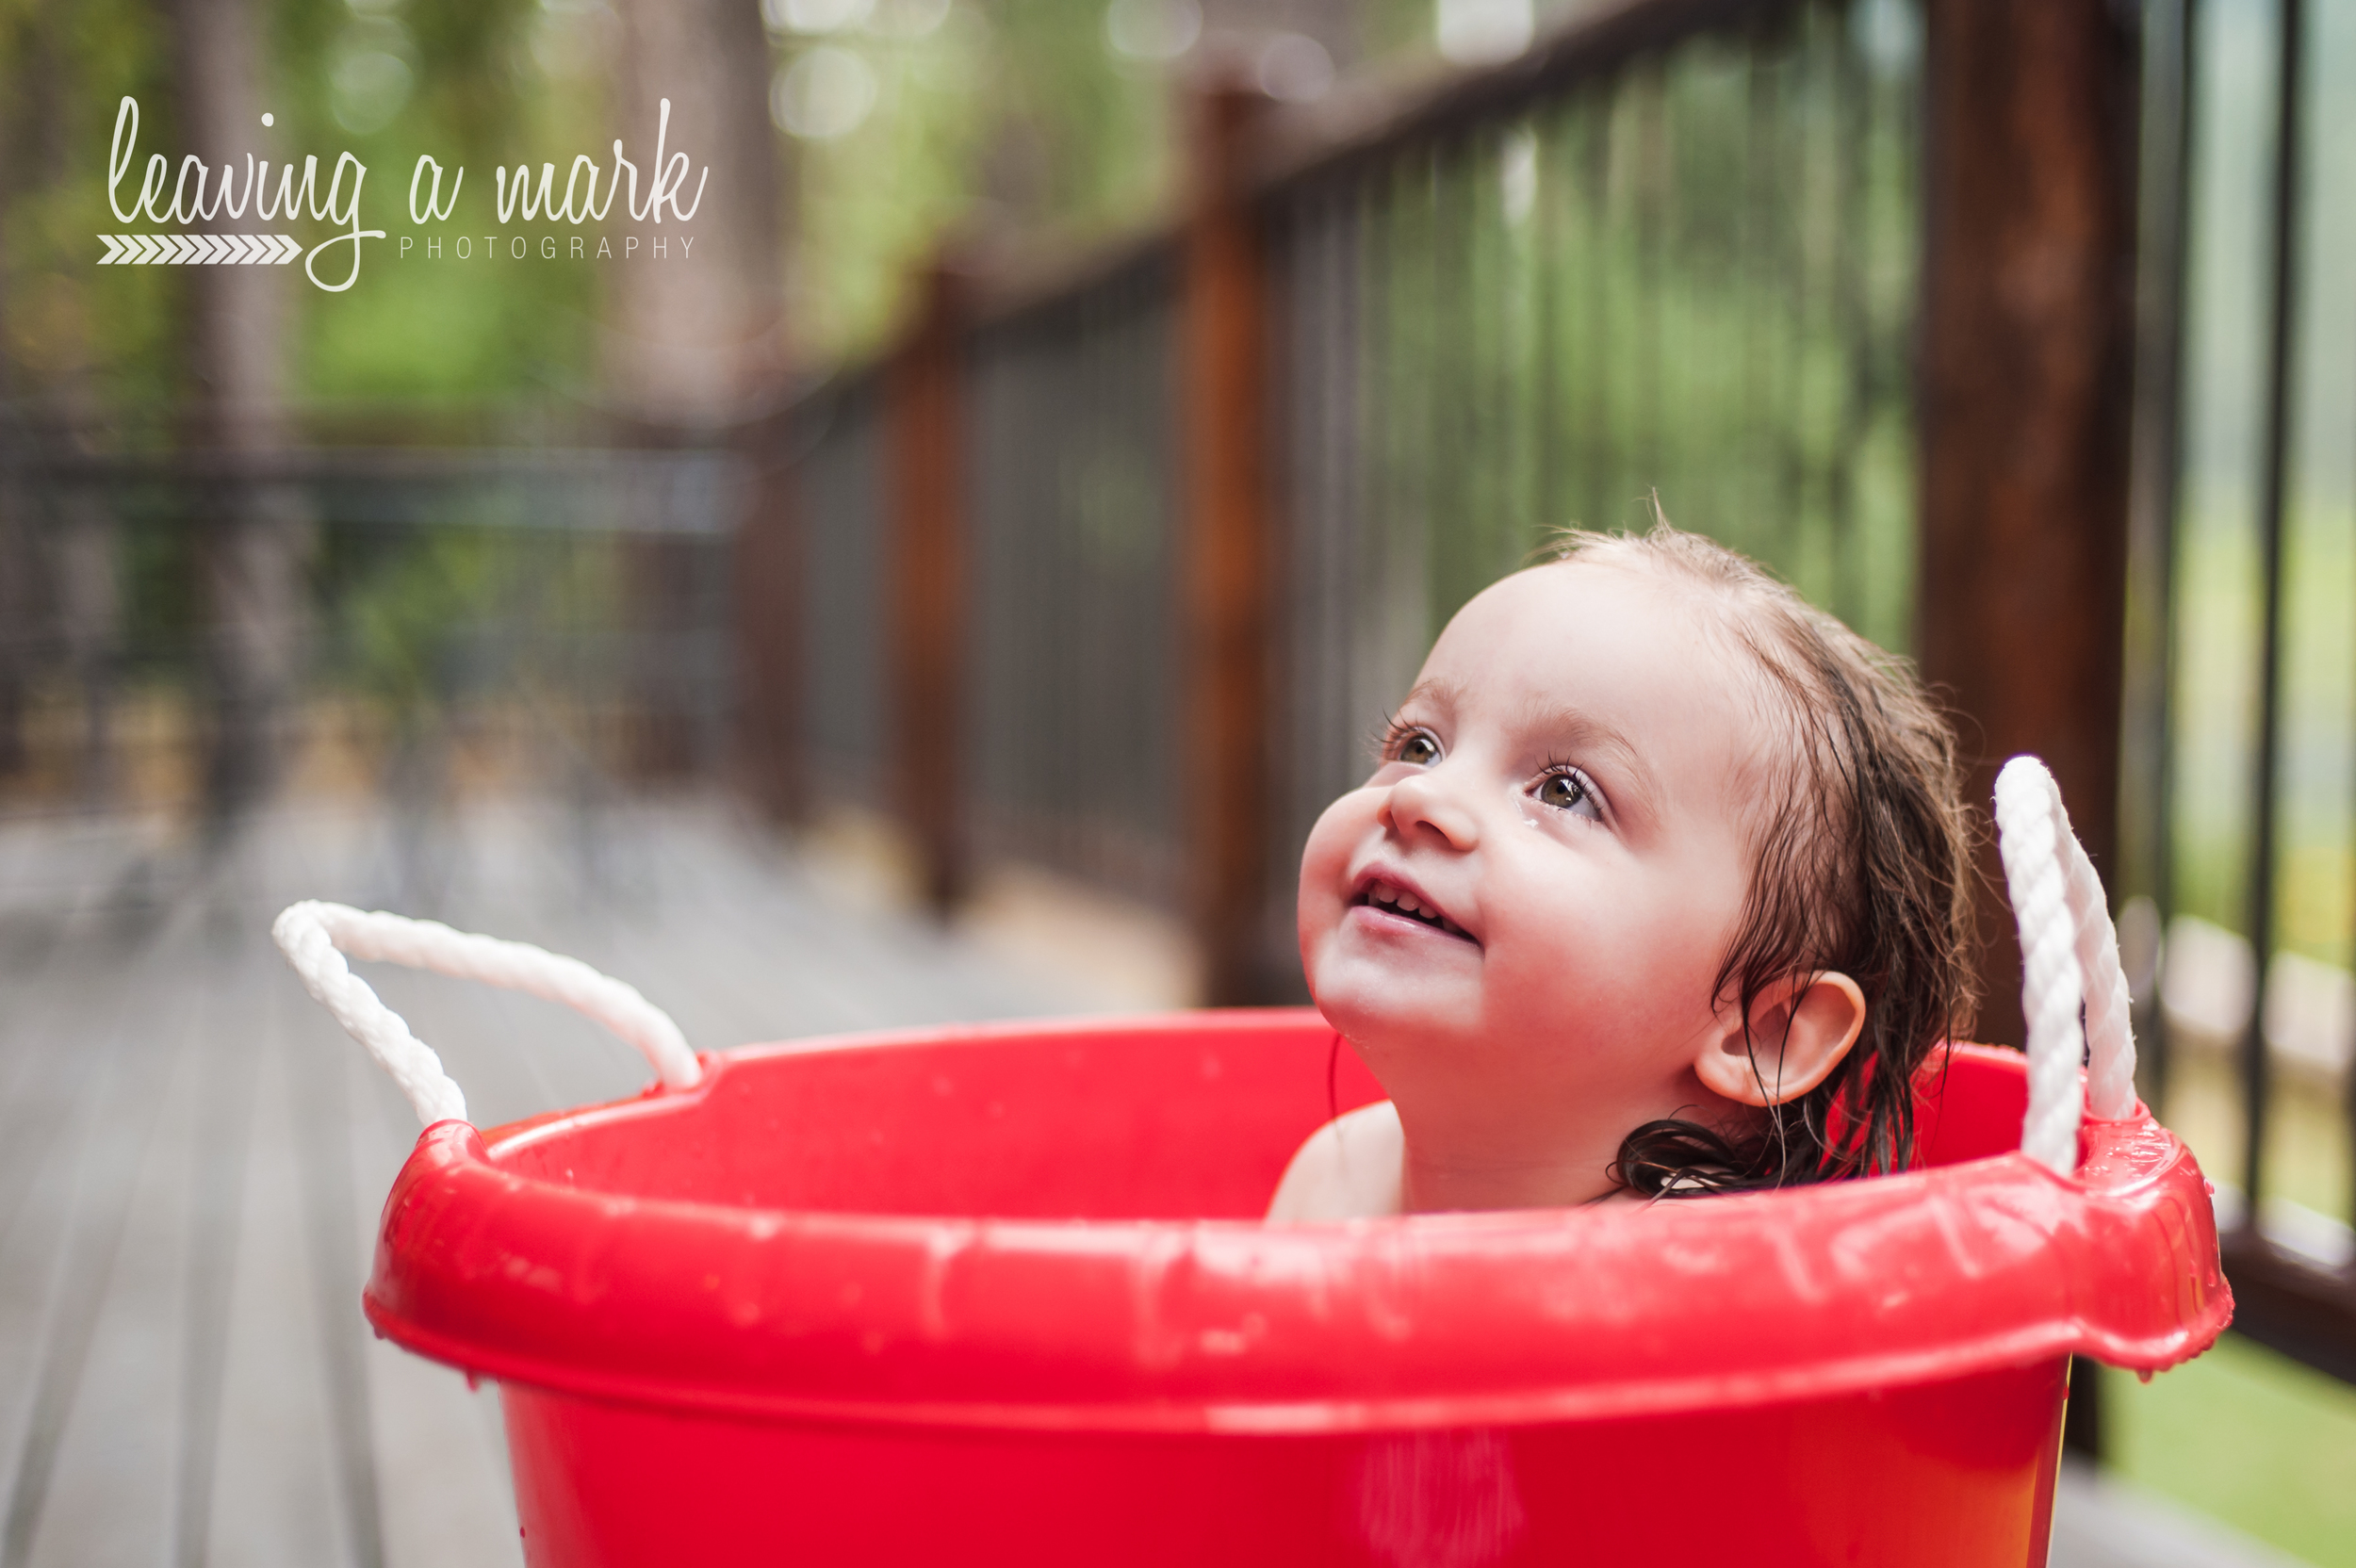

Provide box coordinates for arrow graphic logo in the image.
[96,234,301,267]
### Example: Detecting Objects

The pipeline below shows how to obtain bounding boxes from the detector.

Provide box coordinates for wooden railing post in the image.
[1916,0,2140,1050]
[1917,2,2143,1460]
[888,261,971,914]
[1183,84,1279,1007]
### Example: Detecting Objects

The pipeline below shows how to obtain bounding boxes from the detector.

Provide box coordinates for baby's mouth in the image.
[1353,878,1475,942]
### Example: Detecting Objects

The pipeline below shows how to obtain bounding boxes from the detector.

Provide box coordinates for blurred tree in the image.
[170,0,311,832]
[771,0,1448,363]
[777,0,1176,359]
[605,0,788,421]
[0,0,166,796]
[289,0,588,406]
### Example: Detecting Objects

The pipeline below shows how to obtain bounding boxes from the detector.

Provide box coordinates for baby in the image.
[1268,524,1976,1219]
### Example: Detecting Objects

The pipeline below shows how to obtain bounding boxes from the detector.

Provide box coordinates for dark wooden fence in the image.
[2115,0,2356,1389]
[748,0,2356,1421]
[777,0,1957,989]
[0,417,743,854]
[759,0,2140,1031]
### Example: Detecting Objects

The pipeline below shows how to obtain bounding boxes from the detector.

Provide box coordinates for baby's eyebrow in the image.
[1397,678,1463,716]
[1527,705,1661,821]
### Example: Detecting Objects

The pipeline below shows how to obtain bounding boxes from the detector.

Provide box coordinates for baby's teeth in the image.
[1396,893,1421,913]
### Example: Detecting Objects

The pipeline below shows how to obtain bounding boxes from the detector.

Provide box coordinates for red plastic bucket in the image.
[362,1009,2228,1568]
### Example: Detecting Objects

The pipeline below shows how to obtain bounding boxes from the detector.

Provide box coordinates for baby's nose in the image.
[1381,770,1481,849]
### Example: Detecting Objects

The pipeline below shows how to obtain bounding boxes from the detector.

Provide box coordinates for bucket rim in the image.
[363,1013,2231,1432]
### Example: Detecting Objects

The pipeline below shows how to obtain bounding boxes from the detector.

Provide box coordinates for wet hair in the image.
[1541,522,1978,1198]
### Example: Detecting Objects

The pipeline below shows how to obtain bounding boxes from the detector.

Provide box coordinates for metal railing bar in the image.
[1531,105,1567,541]
[2240,0,2303,1207]
[1826,24,1865,630]
[2124,0,2197,1115]
[1432,138,1480,615]
[1636,61,1666,529]
[11,453,749,540]
[10,446,736,484]
[754,2,1802,421]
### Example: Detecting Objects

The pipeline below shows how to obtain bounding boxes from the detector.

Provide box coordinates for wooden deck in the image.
[0,796,1131,1568]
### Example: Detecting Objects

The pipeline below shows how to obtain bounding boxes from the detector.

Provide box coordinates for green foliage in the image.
[2,0,1188,402]
[403,0,548,155]
[2103,1334,2356,1567]
[0,0,593,415]
[789,12,994,356]
[989,0,1170,220]
[333,526,503,716]
[1356,4,1919,653]
[320,518,631,743]
[2156,0,2356,972]
[784,0,1177,359]
[1358,0,1434,62]
[0,0,181,411]
[278,0,592,403]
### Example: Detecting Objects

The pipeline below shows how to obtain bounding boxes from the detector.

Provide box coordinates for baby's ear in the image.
[1693,972,1867,1107]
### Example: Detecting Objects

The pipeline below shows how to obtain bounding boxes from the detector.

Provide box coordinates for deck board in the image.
[27,971,208,1568]
[172,949,272,1568]
[206,998,356,1568]
[2,914,207,1568]
[0,796,1119,1567]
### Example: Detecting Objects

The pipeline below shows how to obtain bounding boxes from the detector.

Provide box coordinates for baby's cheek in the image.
[1297,798,1366,911]
[1549,890,1736,1054]
[1485,933,1610,1025]
[1486,897,1655,1022]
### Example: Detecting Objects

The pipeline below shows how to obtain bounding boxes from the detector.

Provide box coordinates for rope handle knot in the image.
[270,900,702,1128]
[1993,757,2139,1175]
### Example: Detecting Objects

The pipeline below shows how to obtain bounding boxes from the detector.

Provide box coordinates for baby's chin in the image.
[1305,949,1479,1059]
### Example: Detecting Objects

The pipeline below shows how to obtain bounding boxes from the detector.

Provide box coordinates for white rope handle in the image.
[270,901,702,1128]
[1993,757,2139,1175]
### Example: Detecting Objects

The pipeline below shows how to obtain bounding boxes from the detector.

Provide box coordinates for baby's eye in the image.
[1535,769,1603,822]
[1394,730,1440,766]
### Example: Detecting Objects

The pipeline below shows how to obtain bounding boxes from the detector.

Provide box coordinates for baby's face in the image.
[1298,562,1768,1180]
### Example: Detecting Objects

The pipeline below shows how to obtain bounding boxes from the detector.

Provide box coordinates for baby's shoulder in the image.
[1264,1100,1405,1223]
